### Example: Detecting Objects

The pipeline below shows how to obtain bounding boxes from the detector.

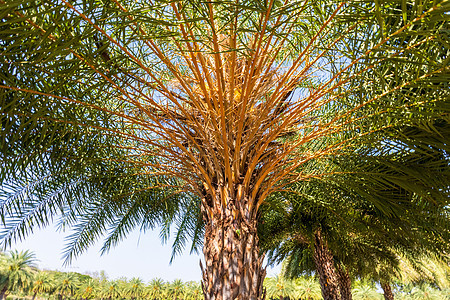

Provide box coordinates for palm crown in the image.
[1,0,449,299]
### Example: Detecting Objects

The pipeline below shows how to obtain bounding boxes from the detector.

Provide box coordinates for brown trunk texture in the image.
[381,281,394,300]
[0,286,8,300]
[313,230,340,300]
[200,192,266,300]
[336,265,352,300]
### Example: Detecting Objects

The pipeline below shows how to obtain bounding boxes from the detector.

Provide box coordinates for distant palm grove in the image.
[0,250,448,300]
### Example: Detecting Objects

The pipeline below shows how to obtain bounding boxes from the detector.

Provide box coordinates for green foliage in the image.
[0,248,447,300]
[0,250,37,297]
[264,275,299,300]
[31,271,54,298]
[1,0,449,298]
[53,272,80,299]
[295,276,322,300]
[1,0,449,261]
[123,277,145,299]
[0,249,207,299]
[352,280,381,300]
[147,278,166,300]
[395,282,450,300]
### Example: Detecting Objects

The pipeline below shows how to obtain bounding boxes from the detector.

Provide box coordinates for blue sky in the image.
[8,225,281,283]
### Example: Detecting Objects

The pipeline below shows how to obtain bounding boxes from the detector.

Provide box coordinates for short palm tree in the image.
[147,278,167,300]
[264,275,299,300]
[77,278,98,300]
[0,250,37,300]
[31,271,54,300]
[100,280,122,300]
[184,281,203,300]
[168,279,185,300]
[410,284,447,300]
[124,277,146,300]
[54,272,79,300]
[295,277,322,300]
[352,282,382,300]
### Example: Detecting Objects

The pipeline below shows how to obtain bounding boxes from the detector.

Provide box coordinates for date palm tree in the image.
[295,277,322,300]
[168,279,185,300]
[410,284,448,300]
[54,272,79,300]
[352,282,381,300]
[77,278,98,300]
[100,280,123,300]
[264,275,299,300]
[261,149,448,300]
[124,277,146,300]
[31,271,54,300]
[1,0,448,299]
[184,281,203,300]
[147,278,167,300]
[0,250,37,300]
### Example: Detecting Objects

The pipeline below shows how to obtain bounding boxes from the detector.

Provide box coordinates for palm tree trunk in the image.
[313,229,340,300]
[200,192,266,300]
[31,292,37,300]
[336,265,352,300]
[380,281,394,300]
[0,286,8,300]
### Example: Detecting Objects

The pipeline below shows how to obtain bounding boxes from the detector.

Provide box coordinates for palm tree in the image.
[0,252,7,299]
[264,275,298,300]
[100,280,122,300]
[394,254,450,290]
[1,1,448,299]
[352,282,382,300]
[410,284,446,300]
[54,272,79,300]
[261,163,448,300]
[31,271,54,300]
[296,276,322,300]
[295,277,322,300]
[77,278,99,300]
[184,281,203,300]
[147,278,167,300]
[0,250,37,300]
[124,277,146,300]
[168,279,185,300]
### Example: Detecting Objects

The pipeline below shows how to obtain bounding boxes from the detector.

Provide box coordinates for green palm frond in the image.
[1,0,448,273]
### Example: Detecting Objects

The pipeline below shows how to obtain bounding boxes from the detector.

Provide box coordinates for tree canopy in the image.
[1,0,449,299]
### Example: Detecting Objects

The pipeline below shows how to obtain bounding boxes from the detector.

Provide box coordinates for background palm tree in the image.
[124,277,146,300]
[264,275,299,300]
[184,281,203,300]
[31,271,54,300]
[0,250,37,300]
[77,278,98,300]
[100,280,122,300]
[168,279,186,300]
[147,278,166,300]
[53,272,79,300]
[295,277,322,300]
[410,284,447,300]
[351,282,382,300]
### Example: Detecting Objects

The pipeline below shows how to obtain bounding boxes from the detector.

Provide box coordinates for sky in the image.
[7,224,281,283]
